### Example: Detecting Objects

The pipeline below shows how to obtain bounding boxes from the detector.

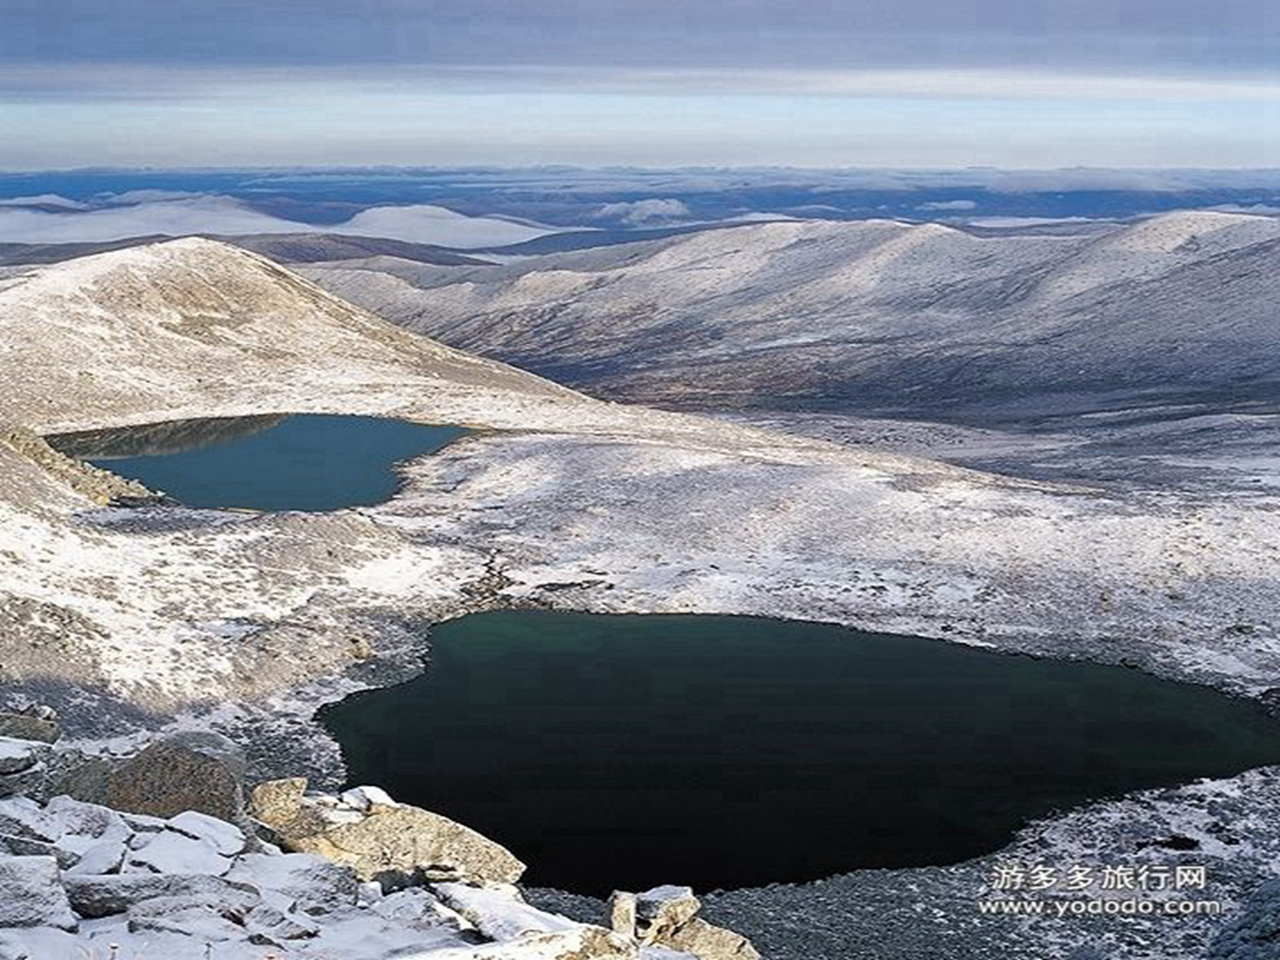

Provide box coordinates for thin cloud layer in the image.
[0,196,562,248]
[4,1,1275,74]
[1,2,1275,168]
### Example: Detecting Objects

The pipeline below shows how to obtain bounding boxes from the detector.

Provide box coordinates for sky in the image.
[3,0,1277,170]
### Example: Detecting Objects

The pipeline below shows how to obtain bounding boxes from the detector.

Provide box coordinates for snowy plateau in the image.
[0,222,1277,959]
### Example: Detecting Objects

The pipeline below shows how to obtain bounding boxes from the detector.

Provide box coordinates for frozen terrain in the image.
[2,236,1279,957]
[300,211,1280,422]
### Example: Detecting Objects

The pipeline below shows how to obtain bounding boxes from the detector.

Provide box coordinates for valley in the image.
[0,225,1276,958]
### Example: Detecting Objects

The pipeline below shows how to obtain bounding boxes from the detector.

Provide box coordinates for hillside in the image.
[1,236,1279,960]
[0,237,1275,758]
[302,212,1280,420]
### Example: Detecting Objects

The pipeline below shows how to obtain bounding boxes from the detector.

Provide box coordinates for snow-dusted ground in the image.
[300,210,1280,420]
[2,237,1279,958]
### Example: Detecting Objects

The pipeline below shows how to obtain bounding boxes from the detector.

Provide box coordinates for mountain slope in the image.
[1,238,1277,767]
[303,212,1280,419]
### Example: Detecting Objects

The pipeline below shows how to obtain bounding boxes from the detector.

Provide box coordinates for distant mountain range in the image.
[301,211,1280,423]
[0,232,491,267]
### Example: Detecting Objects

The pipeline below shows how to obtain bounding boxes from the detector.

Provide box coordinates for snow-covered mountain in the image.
[1,235,1277,731]
[3,237,1280,960]
[303,211,1280,419]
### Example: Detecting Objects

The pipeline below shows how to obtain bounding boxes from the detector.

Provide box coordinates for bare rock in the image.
[0,713,59,744]
[0,832,78,868]
[433,881,581,941]
[252,783,526,887]
[606,890,638,938]
[225,851,360,915]
[636,885,701,944]
[663,918,761,960]
[0,856,78,930]
[249,776,308,826]
[297,803,525,886]
[0,736,44,775]
[106,731,246,823]
[64,872,260,918]
[604,885,761,960]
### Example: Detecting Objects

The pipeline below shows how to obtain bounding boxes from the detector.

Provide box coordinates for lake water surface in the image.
[323,610,1280,894]
[47,414,468,511]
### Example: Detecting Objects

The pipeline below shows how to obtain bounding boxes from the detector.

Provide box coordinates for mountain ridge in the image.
[301,211,1280,419]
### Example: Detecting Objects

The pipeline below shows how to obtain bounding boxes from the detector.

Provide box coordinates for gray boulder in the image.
[0,832,77,868]
[0,796,54,841]
[66,838,127,875]
[106,731,246,823]
[42,794,131,852]
[0,856,78,930]
[0,736,44,775]
[225,851,360,915]
[126,828,235,876]
[64,872,260,918]
[125,890,262,942]
[0,712,59,744]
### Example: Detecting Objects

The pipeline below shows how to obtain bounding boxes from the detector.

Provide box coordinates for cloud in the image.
[0,194,88,210]
[0,196,563,248]
[2,1,1275,76]
[337,205,557,246]
[593,199,692,225]
[916,199,979,211]
[5,63,1279,106]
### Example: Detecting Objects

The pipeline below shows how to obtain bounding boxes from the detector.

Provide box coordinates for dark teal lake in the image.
[47,414,468,511]
[322,610,1280,894]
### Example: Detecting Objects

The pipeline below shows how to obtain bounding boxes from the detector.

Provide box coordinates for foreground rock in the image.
[0,792,653,959]
[106,731,247,823]
[251,777,526,886]
[608,886,760,960]
[0,705,60,745]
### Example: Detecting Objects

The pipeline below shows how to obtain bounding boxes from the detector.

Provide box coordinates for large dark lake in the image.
[47,414,468,511]
[323,610,1280,895]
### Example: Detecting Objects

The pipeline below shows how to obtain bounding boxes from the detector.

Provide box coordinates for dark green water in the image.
[47,414,468,511]
[323,610,1280,895]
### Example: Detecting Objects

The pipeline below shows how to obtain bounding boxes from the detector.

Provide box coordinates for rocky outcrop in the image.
[0,423,157,505]
[0,856,78,930]
[250,777,526,885]
[0,705,60,744]
[0,736,51,799]
[607,885,760,960]
[0,727,763,959]
[0,792,646,959]
[105,731,247,823]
